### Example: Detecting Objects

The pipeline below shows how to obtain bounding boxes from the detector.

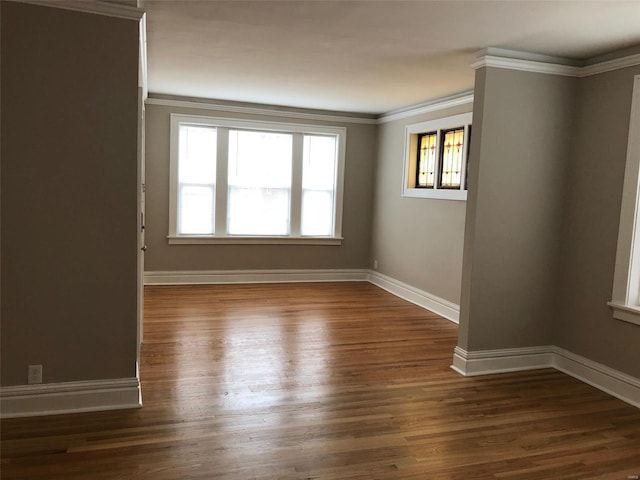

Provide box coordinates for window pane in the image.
[302,135,337,236]
[179,185,214,234]
[416,132,437,188]
[179,125,217,184]
[227,130,292,235]
[302,190,332,236]
[228,187,290,235]
[439,128,464,189]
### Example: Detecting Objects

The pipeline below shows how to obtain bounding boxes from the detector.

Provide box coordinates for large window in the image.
[609,75,640,326]
[169,115,346,244]
[403,112,472,200]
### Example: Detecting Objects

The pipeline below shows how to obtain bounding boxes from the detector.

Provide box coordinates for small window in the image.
[168,115,346,244]
[403,112,472,201]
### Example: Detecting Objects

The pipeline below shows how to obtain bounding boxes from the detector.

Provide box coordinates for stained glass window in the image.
[416,132,438,188]
[438,127,465,189]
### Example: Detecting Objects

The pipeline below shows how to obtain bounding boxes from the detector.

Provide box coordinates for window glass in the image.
[439,127,464,189]
[416,132,438,188]
[227,130,293,235]
[179,185,214,234]
[302,135,337,236]
[178,125,216,234]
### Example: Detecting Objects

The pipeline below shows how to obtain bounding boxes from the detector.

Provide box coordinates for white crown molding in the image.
[367,271,459,323]
[452,346,640,408]
[145,98,378,125]
[1,377,142,418]
[9,0,144,20]
[378,92,474,124]
[144,269,370,285]
[473,53,640,78]
[472,56,581,77]
[581,53,640,77]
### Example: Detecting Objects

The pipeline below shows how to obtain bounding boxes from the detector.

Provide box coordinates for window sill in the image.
[608,301,640,326]
[167,235,343,246]
[402,188,467,201]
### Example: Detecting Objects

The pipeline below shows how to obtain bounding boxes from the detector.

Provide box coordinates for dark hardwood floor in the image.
[2,282,639,479]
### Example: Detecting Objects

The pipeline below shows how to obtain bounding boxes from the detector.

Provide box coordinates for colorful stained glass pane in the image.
[416,132,437,188]
[439,128,464,189]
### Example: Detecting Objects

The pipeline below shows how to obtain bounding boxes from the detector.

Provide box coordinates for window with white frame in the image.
[168,114,346,244]
[609,74,640,326]
[402,112,472,201]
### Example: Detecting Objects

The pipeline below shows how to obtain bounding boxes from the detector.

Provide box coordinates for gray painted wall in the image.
[370,104,472,304]
[556,66,640,378]
[458,68,577,351]
[1,2,140,386]
[144,103,377,271]
[459,62,640,380]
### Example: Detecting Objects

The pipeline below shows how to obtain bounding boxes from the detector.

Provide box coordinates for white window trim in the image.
[609,74,640,326]
[168,114,346,245]
[402,112,472,201]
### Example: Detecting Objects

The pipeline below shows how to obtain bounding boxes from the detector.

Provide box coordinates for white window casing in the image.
[168,114,346,245]
[609,75,640,326]
[402,112,472,201]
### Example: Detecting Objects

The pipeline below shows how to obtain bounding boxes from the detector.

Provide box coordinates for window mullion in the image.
[290,133,304,237]
[215,127,229,236]
[459,124,470,191]
[434,129,442,191]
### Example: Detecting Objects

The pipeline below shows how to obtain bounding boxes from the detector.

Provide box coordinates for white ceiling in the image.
[143,0,640,114]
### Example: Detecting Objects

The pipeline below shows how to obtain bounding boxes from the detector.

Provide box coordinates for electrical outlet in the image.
[28,364,42,384]
[373,259,378,270]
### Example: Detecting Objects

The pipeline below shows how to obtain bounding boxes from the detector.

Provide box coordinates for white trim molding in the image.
[553,347,640,408]
[473,52,640,78]
[1,377,142,418]
[144,269,460,323]
[378,91,474,124]
[451,346,554,376]
[401,112,472,201]
[10,0,144,20]
[609,75,640,327]
[471,55,580,77]
[452,346,640,408]
[166,235,343,246]
[145,97,378,125]
[145,269,370,285]
[168,114,347,243]
[367,271,459,323]
[147,93,475,126]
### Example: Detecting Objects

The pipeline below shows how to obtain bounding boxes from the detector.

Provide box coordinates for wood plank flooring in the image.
[2,282,639,479]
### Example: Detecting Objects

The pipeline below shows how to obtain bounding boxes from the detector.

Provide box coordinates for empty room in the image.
[2,0,640,478]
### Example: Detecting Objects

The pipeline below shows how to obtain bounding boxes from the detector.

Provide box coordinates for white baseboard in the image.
[0,377,142,418]
[451,345,554,376]
[367,271,459,323]
[552,347,640,408]
[144,269,370,285]
[145,268,460,323]
[452,346,640,408]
